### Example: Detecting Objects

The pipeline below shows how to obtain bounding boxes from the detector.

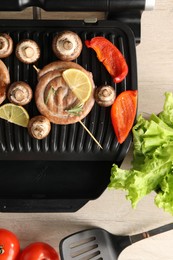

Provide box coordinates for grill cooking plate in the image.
[0,19,137,212]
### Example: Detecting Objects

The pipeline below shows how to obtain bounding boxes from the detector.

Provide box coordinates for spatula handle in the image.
[129,223,173,244]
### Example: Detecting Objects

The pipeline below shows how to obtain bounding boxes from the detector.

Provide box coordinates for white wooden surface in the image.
[1,1,173,259]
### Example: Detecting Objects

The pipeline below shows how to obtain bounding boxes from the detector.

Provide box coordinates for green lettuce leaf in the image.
[159,92,173,127]
[108,92,173,215]
[155,172,173,215]
[109,146,173,208]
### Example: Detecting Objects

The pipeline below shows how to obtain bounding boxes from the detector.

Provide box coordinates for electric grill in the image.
[0,0,155,212]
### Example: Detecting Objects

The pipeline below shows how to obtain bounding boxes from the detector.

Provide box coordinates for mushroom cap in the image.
[15,39,40,64]
[0,33,13,58]
[7,81,33,105]
[0,59,10,105]
[28,115,51,140]
[94,85,116,107]
[52,31,82,61]
[35,61,95,125]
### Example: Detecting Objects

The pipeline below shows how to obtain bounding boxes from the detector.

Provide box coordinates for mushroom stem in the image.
[23,46,34,58]
[63,40,73,50]
[13,89,25,101]
[102,89,110,97]
[79,120,103,149]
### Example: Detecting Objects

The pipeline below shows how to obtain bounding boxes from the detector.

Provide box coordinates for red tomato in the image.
[0,228,20,260]
[19,242,60,260]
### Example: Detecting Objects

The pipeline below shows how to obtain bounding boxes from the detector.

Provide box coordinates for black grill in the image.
[0,19,137,212]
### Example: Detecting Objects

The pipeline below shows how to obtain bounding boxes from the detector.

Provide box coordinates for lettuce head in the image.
[108,92,173,215]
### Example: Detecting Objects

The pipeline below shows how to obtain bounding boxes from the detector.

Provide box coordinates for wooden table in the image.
[0,1,173,259]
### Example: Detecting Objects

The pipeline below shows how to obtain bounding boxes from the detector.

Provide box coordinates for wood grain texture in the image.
[0,1,173,258]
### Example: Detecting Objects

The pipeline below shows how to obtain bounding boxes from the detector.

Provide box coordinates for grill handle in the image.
[0,0,154,12]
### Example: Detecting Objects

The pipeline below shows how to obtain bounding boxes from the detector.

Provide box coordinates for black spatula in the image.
[59,223,173,259]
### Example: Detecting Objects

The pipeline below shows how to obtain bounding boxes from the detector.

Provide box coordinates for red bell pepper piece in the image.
[85,36,128,83]
[111,90,137,144]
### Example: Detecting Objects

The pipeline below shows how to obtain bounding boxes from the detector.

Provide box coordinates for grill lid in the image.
[0,0,148,12]
[0,0,155,42]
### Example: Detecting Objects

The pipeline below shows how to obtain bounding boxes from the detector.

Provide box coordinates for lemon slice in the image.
[0,103,29,127]
[62,68,92,103]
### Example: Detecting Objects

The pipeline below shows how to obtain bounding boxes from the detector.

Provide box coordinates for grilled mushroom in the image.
[0,33,13,58]
[15,39,40,64]
[94,85,116,107]
[0,59,10,104]
[52,31,82,61]
[7,81,33,105]
[28,115,51,140]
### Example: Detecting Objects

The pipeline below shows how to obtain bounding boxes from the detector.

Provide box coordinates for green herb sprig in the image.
[45,86,56,105]
[66,103,84,116]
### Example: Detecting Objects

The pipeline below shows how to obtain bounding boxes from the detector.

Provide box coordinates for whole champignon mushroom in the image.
[0,33,13,58]
[28,115,51,140]
[94,85,116,107]
[52,31,82,61]
[15,39,40,64]
[7,81,33,105]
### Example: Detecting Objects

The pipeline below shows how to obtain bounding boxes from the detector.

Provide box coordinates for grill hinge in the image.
[33,6,41,20]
